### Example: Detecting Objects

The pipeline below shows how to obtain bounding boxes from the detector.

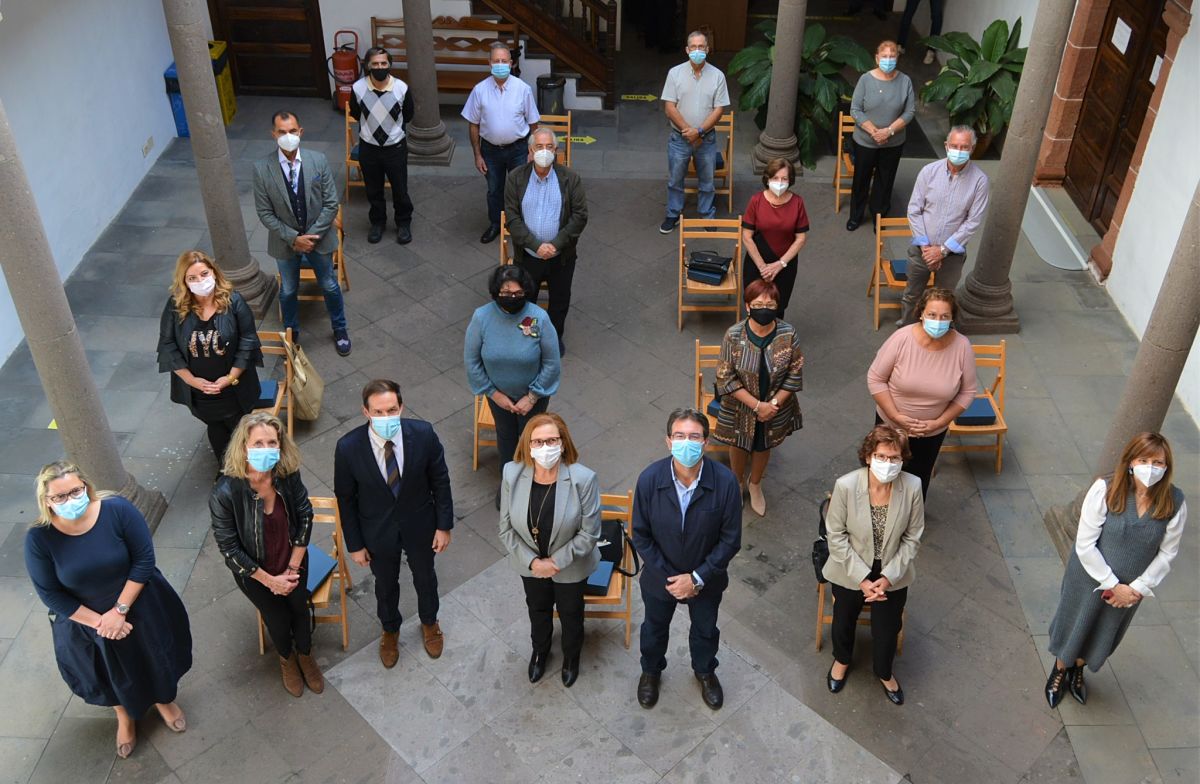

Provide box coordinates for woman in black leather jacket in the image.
[158,250,262,466]
[210,412,319,697]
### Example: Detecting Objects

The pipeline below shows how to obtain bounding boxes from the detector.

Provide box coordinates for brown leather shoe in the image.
[297,653,325,693]
[279,652,303,697]
[422,622,444,659]
[380,630,400,668]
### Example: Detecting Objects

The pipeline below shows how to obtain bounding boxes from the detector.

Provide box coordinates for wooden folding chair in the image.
[866,215,933,330]
[943,341,1008,473]
[254,328,294,436]
[684,111,735,213]
[678,217,743,330]
[472,394,497,471]
[258,496,353,654]
[814,580,905,655]
[694,340,723,453]
[539,112,573,168]
[834,112,855,214]
[555,491,635,649]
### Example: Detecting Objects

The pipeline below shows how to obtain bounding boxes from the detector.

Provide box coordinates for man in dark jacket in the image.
[632,408,742,711]
[503,127,588,355]
[334,379,454,667]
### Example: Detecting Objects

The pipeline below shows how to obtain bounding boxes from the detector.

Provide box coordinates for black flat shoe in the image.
[396,225,412,245]
[528,652,548,683]
[880,679,904,705]
[480,225,501,244]
[562,656,579,688]
[695,672,724,710]
[1045,665,1068,709]
[846,218,860,231]
[827,664,848,694]
[367,224,384,244]
[1068,665,1088,705]
[637,673,660,708]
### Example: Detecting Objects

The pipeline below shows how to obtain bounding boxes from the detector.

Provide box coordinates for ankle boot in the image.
[1068,665,1087,705]
[297,652,325,694]
[280,652,304,697]
[1045,665,1067,709]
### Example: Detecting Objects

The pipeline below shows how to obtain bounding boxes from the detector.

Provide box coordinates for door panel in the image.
[207,0,328,98]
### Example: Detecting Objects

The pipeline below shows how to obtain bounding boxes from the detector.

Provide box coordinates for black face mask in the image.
[496,294,526,314]
[749,308,776,326]
[369,67,390,82]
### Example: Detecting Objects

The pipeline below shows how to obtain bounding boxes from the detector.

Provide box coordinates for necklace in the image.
[529,481,554,540]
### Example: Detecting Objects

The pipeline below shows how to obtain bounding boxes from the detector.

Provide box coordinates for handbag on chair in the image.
[586,517,642,596]
[283,339,325,420]
[811,495,831,584]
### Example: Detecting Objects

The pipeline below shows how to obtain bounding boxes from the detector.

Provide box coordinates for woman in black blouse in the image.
[157,250,262,466]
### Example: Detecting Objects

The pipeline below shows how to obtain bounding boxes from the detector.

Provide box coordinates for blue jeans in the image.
[666,130,718,220]
[481,138,530,227]
[275,250,346,333]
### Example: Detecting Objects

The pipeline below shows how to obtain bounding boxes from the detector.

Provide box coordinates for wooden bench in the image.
[372,16,521,97]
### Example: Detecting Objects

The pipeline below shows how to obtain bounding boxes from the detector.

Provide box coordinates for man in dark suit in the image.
[503,128,588,355]
[632,408,742,710]
[334,379,454,667]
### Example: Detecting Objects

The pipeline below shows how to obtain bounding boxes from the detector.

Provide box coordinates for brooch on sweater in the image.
[519,316,540,338]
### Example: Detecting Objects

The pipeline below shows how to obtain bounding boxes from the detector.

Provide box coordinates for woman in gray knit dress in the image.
[1045,432,1188,709]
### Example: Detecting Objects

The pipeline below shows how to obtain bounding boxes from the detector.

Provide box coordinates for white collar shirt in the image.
[367,420,404,481]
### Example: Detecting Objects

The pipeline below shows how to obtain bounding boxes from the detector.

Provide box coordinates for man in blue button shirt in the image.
[632,408,742,711]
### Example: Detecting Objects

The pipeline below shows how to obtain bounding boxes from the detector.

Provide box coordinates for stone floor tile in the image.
[107,734,174,784]
[601,693,717,776]
[980,489,1066,559]
[0,611,70,739]
[1065,725,1162,784]
[27,717,115,784]
[152,547,199,596]
[419,725,538,784]
[0,577,36,639]
[911,723,1023,784]
[925,594,1028,672]
[1108,625,1200,749]
[487,683,605,766]
[1018,727,1084,783]
[0,736,46,784]
[1007,557,1068,636]
[449,559,532,636]
[172,721,292,784]
[534,726,659,784]
[951,669,1063,774]
[1151,747,1200,783]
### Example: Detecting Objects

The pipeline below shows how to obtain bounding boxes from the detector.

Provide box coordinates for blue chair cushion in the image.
[889,258,908,281]
[715,151,726,170]
[350,144,360,162]
[255,379,278,409]
[956,396,997,426]
[706,397,721,419]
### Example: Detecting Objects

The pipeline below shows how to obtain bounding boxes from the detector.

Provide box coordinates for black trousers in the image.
[640,588,723,675]
[515,252,576,339]
[875,413,947,498]
[192,394,244,465]
[487,395,551,466]
[522,576,586,659]
[236,562,311,658]
[742,251,799,319]
[369,538,439,632]
[831,567,908,680]
[850,141,904,224]
[359,139,414,229]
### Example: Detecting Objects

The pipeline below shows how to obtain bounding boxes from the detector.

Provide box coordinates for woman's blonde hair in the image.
[170,250,234,322]
[513,412,580,466]
[1106,432,1176,520]
[222,412,303,479]
[32,461,111,526]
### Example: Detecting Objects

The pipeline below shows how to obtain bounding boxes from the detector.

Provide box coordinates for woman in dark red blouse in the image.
[741,158,810,318]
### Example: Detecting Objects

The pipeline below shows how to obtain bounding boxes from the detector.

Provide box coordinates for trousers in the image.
[369,537,440,632]
[522,576,586,659]
[236,561,311,658]
[899,243,966,325]
[640,589,723,675]
[359,139,413,228]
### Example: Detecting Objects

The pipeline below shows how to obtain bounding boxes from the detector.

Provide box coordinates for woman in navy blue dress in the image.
[25,461,192,759]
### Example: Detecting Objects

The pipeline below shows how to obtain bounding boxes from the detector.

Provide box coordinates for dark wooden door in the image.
[207,0,329,98]
[1064,0,1167,234]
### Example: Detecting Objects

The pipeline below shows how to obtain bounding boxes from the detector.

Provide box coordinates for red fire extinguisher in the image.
[328,30,359,112]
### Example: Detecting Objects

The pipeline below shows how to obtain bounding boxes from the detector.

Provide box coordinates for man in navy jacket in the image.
[335,379,454,667]
[632,408,742,710]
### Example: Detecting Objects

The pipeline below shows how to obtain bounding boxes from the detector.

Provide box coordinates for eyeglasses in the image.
[748,301,778,309]
[47,485,87,505]
[872,453,903,464]
[530,437,562,448]
[671,433,706,443]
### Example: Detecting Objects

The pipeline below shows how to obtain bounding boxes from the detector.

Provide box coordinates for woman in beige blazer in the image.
[823,425,925,705]
[499,413,600,688]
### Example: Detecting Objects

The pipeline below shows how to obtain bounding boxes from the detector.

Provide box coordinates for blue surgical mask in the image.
[247,447,281,473]
[671,439,704,468]
[879,58,897,73]
[54,491,91,521]
[491,63,511,79]
[371,415,401,440]
[923,318,951,339]
[947,148,971,166]
[688,50,707,66]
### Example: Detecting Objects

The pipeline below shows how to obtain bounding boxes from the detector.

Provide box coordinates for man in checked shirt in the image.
[898,125,991,326]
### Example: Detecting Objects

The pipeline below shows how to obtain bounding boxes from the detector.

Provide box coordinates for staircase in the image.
[472,0,617,109]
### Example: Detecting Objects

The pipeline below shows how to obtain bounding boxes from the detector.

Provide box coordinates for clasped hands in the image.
[263,571,300,596]
[666,573,700,600]
[680,127,704,148]
[758,260,785,282]
[530,558,559,578]
[96,608,133,640]
[920,244,947,270]
[895,414,935,437]
[193,375,231,396]
[754,399,780,422]
[1104,583,1142,609]
[535,242,557,260]
[859,576,892,602]
[491,390,536,416]
[291,233,321,253]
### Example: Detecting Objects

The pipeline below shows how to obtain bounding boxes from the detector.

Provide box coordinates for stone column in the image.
[955,0,1076,334]
[161,0,276,314]
[1043,182,1200,559]
[401,0,456,165]
[0,100,167,527]
[751,0,806,173]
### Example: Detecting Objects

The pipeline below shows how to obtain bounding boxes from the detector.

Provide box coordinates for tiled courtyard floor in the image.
[0,74,1197,783]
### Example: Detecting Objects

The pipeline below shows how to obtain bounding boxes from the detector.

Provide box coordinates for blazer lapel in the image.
[359,428,392,497]
[513,466,535,549]
[853,468,870,539]
[880,481,904,553]
[550,464,571,547]
[304,156,323,221]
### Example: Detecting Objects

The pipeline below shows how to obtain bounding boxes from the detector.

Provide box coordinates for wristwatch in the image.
[690,574,703,593]
[114,602,130,616]
[780,258,789,268]
[227,375,239,386]
[939,245,949,258]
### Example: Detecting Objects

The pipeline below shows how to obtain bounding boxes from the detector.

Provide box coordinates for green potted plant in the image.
[919,18,1027,156]
[729,20,873,170]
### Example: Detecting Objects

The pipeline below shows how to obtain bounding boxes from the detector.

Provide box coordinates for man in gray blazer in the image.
[252,110,351,356]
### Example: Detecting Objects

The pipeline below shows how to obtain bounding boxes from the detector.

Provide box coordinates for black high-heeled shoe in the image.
[880,679,904,705]
[827,663,848,694]
[528,652,548,683]
[1045,665,1068,709]
[1068,665,1088,705]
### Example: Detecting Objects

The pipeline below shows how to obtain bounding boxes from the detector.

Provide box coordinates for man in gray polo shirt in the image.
[659,31,730,233]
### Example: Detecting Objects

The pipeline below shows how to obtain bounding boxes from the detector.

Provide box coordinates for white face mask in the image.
[532,149,555,168]
[768,180,789,196]
[276,132,301,153]
[1131,464,1166,488]
[187,276,216,297]
[530,443,562,469]
[870,458,903,483]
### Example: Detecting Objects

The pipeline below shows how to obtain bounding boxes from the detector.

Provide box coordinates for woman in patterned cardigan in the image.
[712,280,804,516]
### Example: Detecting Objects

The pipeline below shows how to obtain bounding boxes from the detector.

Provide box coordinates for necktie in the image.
[289,160,298,193]
[383,440,400,497]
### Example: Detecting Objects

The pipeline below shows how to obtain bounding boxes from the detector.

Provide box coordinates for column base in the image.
[1043,497,1083,563]
[224,263,279,319]
[407,122,456,166]
[752,132,800,174]
[118,472,168,532]
[954,275,1022,334]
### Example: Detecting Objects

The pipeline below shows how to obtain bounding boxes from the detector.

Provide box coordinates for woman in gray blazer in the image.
[823,425,925,705]
[499,413,600,688]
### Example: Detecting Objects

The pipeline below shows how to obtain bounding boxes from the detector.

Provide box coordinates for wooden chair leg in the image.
[815,582,826,652]
[472,405,480,472]
[995,432,1005,474]
[257,611,266,655]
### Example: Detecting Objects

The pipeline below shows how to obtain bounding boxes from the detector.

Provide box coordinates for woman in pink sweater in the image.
[867,288,977,497]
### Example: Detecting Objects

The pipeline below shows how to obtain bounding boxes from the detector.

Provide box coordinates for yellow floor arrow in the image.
[620,94,658,102]
[47,419,57,429]
[567,136,597,144]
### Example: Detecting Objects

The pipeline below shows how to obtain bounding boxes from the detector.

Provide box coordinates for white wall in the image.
[937,0,1040,47]
[1106,20,1200,420]
[0,0,176,364]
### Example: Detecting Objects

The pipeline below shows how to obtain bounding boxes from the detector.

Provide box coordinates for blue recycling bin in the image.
[164,63,189,138]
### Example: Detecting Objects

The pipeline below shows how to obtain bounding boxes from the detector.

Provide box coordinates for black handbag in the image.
[811,495,831,584]
[585,509,642,596]
[687,250,732,275]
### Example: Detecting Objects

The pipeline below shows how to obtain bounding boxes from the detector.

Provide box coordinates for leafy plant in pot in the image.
[918,18,1027,157]
[729,20,873,170]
